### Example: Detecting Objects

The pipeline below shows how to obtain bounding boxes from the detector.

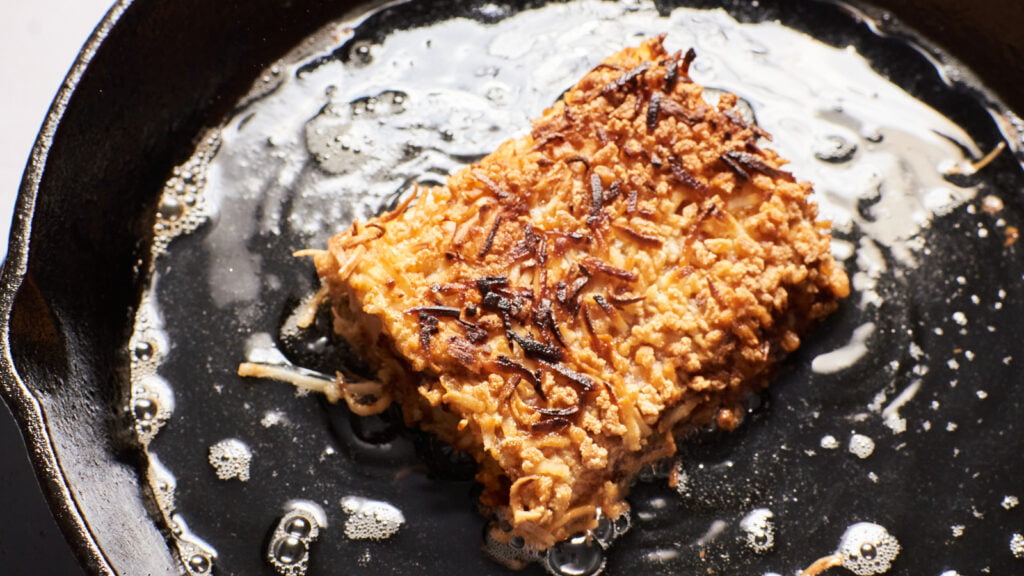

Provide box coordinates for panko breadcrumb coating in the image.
[310,36,848,549]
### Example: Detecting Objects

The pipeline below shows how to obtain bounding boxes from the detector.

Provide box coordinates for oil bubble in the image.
[187,554,211,574]
[545,533,606,576]
[611,511,632,536]
[348,40,373,66]
[267,500,326,576]
[814,135,858,163]
[130,374,175,445]
[172,514,218,576]
[273,536,307,565]
[590,511,615,546]
[285,517,312,538]
[133,340,154,361]
[132,397,158,422]
[739,508,775,553]
[158,196,185,222]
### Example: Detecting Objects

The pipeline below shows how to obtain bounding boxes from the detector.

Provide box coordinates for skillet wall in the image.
[0,0,1020,575]
[4,0,371,573]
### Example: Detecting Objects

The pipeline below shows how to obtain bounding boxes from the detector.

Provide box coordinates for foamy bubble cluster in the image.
[483,525,543,571]
[207,438,253,481]
[152,132,221,253]
[837,522,901,575]
[739,508,776,553]
[1011,533,1024,559]
[340,496,405,540]
[848,434,876,459]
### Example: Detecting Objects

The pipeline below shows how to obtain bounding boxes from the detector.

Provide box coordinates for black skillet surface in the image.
[2,0,1023,575]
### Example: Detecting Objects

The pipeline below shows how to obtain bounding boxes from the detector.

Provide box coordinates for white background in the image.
[0,0,115,261]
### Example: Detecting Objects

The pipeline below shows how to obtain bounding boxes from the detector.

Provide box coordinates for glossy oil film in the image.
[126,0,1024,574]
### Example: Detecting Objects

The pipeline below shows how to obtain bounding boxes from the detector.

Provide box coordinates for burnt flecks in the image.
[647,91,662,132]
[724,149,793,181]
[613,221,664,246]
[580,256,638,282]
[681,47,697,77]
[531,417,571,433]
[535,405,580,417]
[457,319,489,344]
[418,312,440,353]
[720,153,750,180]
[404,305,462,318]
[539,359,595,391]
[724,109,771,142]
[607,291,644,305]
[659,98,704,125]
[478,213,505,259]
[663,52,680,93]
[601,61,651,95]
[668,156,710,193]
[593,294,615,315]
[494,354,542,388]
[533,298,566,348]
[508,330,564,363]
[473,170,511,199]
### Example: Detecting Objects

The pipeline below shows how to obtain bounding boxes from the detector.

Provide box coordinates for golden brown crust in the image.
[315,36,849,548]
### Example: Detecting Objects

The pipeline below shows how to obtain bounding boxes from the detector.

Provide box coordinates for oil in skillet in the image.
[128,0,1015,574]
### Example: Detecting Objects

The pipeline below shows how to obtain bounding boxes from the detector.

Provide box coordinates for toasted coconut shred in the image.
[295,37,847,549]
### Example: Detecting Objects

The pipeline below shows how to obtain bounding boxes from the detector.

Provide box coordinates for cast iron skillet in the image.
[1,0,1022,575]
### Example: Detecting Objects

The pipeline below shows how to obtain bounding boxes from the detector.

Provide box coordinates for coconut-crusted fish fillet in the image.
[312,36,849,549]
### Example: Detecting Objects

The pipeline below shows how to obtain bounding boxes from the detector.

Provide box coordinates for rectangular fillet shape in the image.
[312,36,849,549]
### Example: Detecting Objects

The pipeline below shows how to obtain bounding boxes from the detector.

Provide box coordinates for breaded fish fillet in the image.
[312,36,848,549]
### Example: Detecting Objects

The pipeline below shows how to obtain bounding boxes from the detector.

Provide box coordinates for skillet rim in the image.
[0,2,131,574]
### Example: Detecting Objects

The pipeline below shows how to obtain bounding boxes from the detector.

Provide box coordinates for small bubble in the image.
[133,397,158,421]
[272,535,307,565]
[860,543,877,560]
[187,554,211,574]
[590,512,615,546]
[349,41,373,66]
[285,517,312,539]
[133,341,154,361]
[545,534,606,576]
[158,196,185,222]
[814,135,858,163]
[612,512,631,536]
[862,126,884,142]
[739,508,775,553]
